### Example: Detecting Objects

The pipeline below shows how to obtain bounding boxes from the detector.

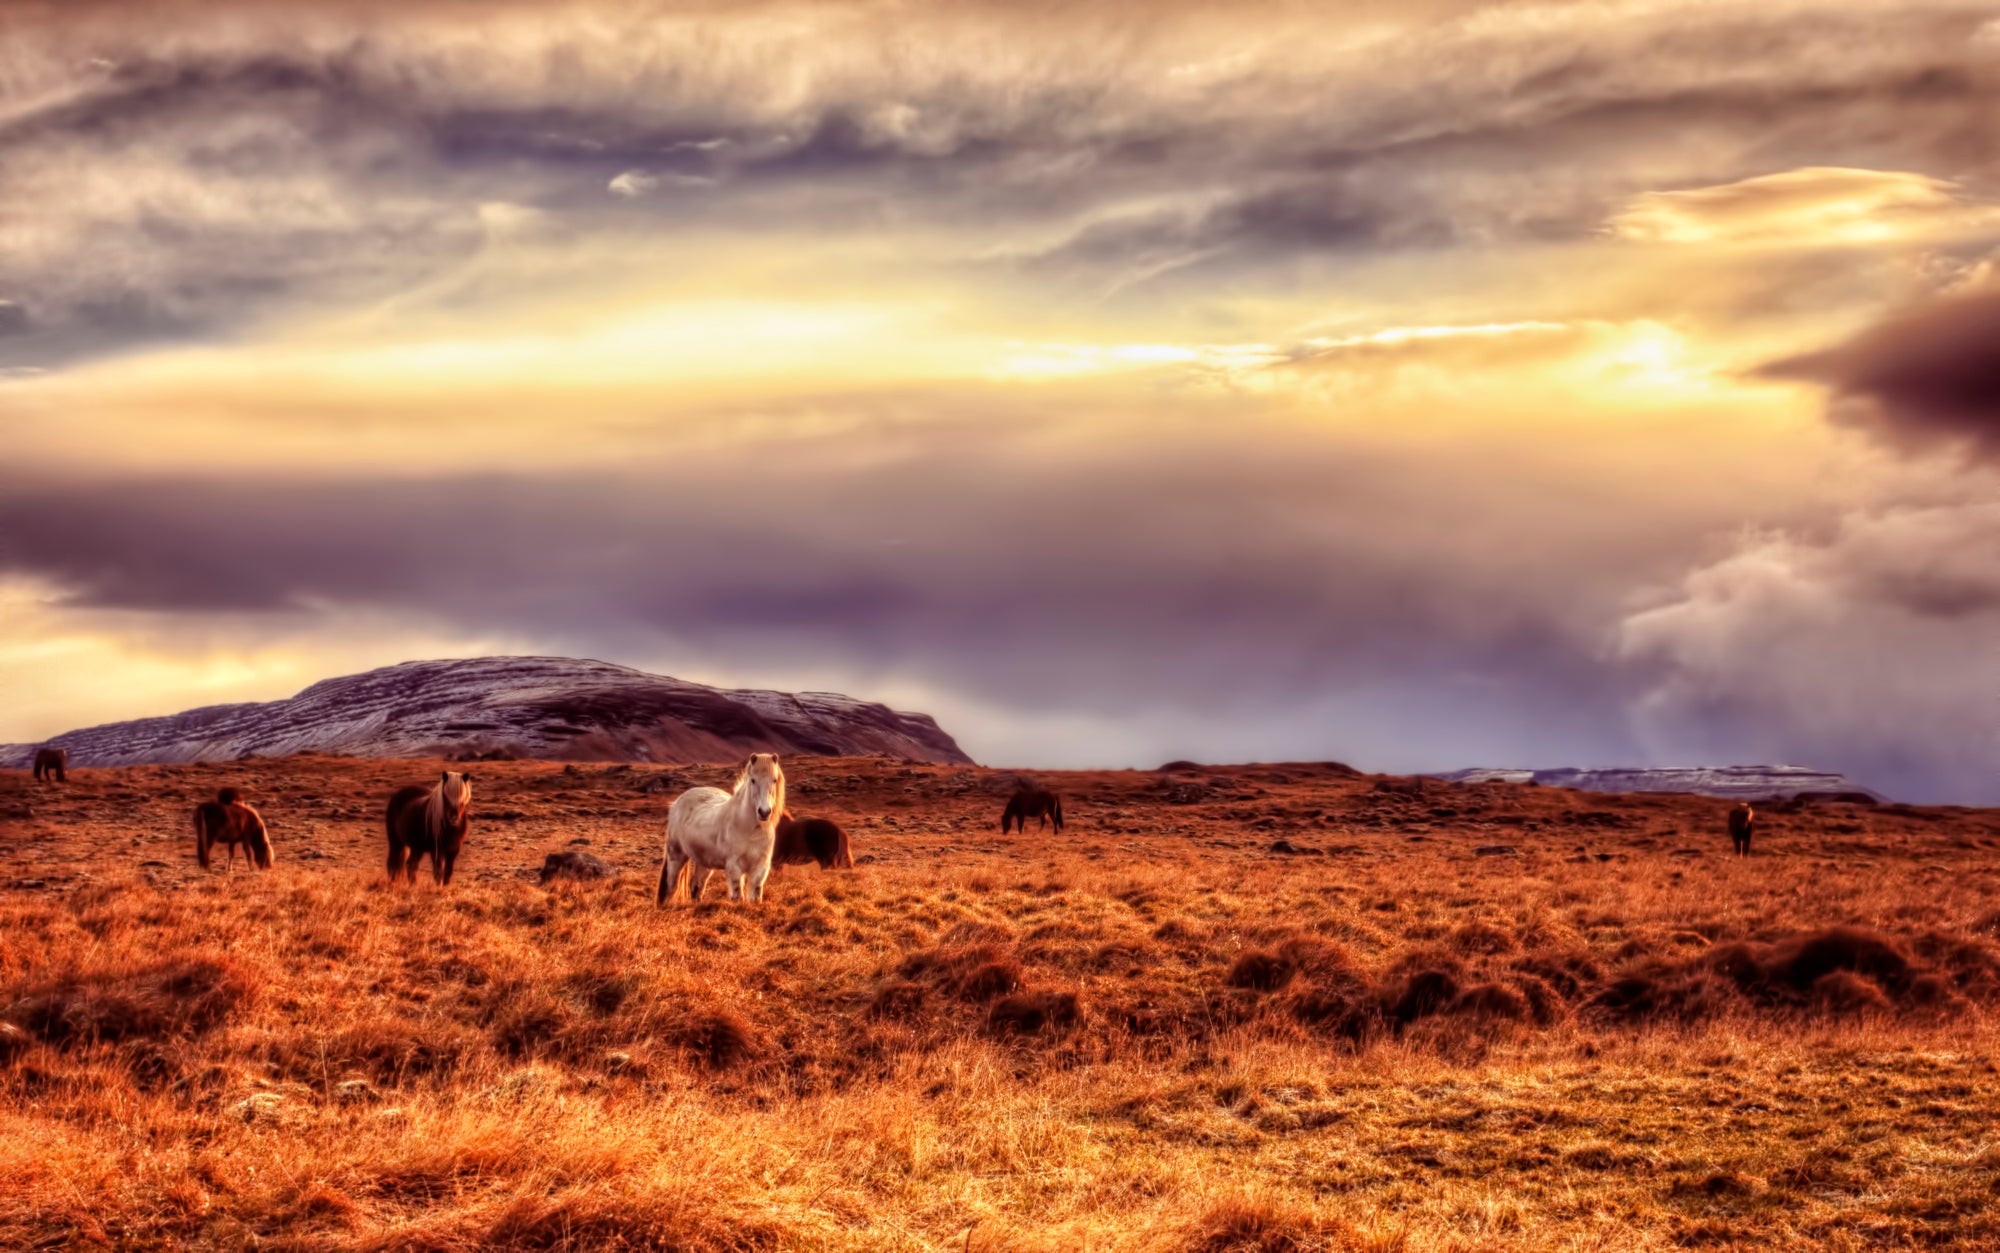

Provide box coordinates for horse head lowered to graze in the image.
[192,787,273,871]
[1001,785,1064,834]
[658,753,785,904]
[772,810,854,871]
[31,747,66,783]
[386,771,473,885]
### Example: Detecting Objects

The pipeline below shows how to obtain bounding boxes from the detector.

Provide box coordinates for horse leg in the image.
[686,864,705,901]
[439,852,455,886]
[748,858,772,903]
[726,866,744,902]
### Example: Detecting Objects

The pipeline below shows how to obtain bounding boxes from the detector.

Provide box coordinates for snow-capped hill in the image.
[1432,764,1885,802]
[0,656,973,767]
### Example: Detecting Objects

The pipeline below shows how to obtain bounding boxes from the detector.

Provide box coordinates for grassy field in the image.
[3,755,1999,1250]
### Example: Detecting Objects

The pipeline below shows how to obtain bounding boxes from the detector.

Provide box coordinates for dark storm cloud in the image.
[1618,499,2000,804]
[0,420,1675,766]
[1763,287,2000,463]
[4,0,1998,362]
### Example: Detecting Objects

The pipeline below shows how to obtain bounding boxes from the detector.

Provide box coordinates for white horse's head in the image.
[738,753,784,823]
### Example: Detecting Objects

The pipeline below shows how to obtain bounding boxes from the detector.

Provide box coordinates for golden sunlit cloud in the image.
[1607,167,2000,247]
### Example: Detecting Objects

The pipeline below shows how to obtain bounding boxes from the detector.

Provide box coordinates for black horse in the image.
[773,812,855,869]
[1001,786,1064,834]
[1728,802,1755,857]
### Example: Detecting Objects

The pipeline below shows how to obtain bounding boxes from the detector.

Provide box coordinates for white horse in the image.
[658,753,786,904]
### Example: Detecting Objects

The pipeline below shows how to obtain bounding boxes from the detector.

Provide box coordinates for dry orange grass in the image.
[3,756,2000,1249]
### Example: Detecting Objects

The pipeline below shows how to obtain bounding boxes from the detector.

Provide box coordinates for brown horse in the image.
[193,788,273,870]
[32,747,66,783]
[386,771,473,885]
[1728,802,1755,857]
[1001,786,1064,834]
[772,811,854,870]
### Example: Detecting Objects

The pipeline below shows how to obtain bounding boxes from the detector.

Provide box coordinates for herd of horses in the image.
[21,751,1066,898]
[19,748,1768,891]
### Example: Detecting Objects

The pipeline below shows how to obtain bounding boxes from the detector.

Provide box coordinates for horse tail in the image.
[250,823,272,869]
[836,822,854,869]
[193,805,212,870]
[660,858,691,904]
[386,793,408,881]
[1054,796,1064,832]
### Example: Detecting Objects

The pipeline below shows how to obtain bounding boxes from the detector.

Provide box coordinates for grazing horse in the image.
[658,754,785,904]
[772,811,854,871]
[386,771,473,885]
[1001,786,1064,834]
[193,788,273,871]
[1728,802,1755,857]
[31,747,66,783]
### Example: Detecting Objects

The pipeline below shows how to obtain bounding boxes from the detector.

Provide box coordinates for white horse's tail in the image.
[656,856,692,905]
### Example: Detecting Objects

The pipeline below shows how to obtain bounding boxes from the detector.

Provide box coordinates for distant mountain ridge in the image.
[0,656,973,767]
[1432,765,1885,802]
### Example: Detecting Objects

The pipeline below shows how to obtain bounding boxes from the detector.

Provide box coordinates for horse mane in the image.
[217,787,241,805]
[730,755,782,808]
[426,773,470,840]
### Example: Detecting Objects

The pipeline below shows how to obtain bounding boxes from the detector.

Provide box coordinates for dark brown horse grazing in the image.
[32,747,66,783]
[193,787,273,870]
[772,811,854,870]
[1728,802,1755,857]
[1001,786,1064,834]
[386,771,473,885]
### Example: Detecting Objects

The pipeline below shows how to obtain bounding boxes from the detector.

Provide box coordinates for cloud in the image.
[1762,286,2000,463]
[1608,167,2000,246]
[4,0,1998,796]
[1618,500,2000,803]
[607,169,657,197]
[0,404,1730,770]
[0,0,1995,361]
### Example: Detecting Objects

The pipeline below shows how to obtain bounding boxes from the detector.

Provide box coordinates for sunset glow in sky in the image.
[4,1,2000,798]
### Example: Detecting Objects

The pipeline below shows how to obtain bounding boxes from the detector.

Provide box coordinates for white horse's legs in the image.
[747,858,772,903]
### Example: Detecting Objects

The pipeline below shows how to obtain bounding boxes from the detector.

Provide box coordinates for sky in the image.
[3,0,2000,800]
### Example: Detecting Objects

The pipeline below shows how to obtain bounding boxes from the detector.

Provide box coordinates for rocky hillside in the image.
[0,656,973,767]
[1432,764,1885,802]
